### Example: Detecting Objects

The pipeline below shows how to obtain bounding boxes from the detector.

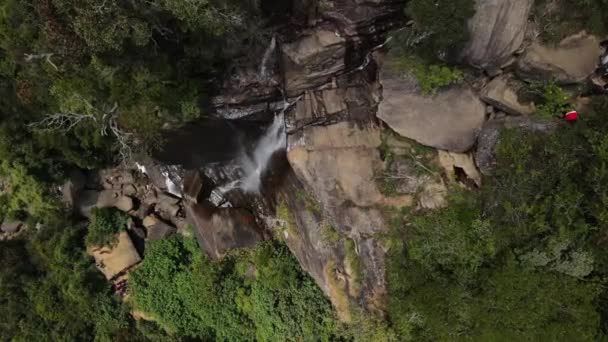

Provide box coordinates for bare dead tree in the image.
[24,52,59,71]
[29,97,134,162]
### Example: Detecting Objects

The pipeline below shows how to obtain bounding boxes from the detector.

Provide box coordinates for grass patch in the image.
[321,222,341,246]
[276,199,297,239]
[324,261,351,322]
[344,239,362,286]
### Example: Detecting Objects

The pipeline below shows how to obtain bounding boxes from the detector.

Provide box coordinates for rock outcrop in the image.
[481,75,536,116]
[461,0,532,72]
[517,32,602,84]
[377,65,486,152]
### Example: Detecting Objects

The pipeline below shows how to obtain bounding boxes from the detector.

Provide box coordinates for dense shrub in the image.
[386,96,608,340]
[0,222,142,341]
[85,208,128,247]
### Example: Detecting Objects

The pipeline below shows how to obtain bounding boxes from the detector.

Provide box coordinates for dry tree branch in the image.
[29,98,134,162]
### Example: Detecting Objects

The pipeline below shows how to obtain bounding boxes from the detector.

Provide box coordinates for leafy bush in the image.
[390,54,463,94]
[531,81,571,119]
[85,208,128,247]
[408,191,496,282]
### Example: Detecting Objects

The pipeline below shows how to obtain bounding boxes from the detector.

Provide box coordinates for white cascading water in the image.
[258,36,277,79]
[238,113,286,193]
[215,113,286,196]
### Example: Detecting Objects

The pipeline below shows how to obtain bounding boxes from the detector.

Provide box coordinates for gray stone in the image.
[146,221,177,241]
[1,220,23,234]
[114,196,135,212]
[461,0,532,71]
[122,184,137,196]
[377,65,486,152]
[517,32,602,84]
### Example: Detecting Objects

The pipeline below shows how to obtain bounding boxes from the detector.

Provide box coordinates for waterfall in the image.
[213,96,303,197]
[238,113,286,193]
[258,36,277,79]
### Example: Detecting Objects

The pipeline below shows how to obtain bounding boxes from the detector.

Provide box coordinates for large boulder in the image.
[377,67,486,152]
[461,0,533,71]
[517,32,602,84]
[186,203,264,259]
[88,232,141,280]
[481,75,536,115]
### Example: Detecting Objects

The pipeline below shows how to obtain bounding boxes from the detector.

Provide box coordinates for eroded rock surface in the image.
[462,0,533,71]
[377,65,486,152]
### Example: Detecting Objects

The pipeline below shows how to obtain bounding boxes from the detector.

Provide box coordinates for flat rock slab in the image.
[462,0,532,71]
[481,75,536,115]
[377,69,486,152]
[517,32,602,84]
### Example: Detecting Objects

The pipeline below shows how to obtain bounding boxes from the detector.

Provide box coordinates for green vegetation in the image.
[296,189,322,214]
[321,222,341,245]
[529,81,571,119]
[387,0,473,94]
[389,54,464,95]
[385,96,608,340]
[406,0,475,54]
[276,198,297,239]
[0,221,145,341]
[85,208,128,247]
[0,0,264,171]
[130,236,343,340]
[343,239,362,287]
